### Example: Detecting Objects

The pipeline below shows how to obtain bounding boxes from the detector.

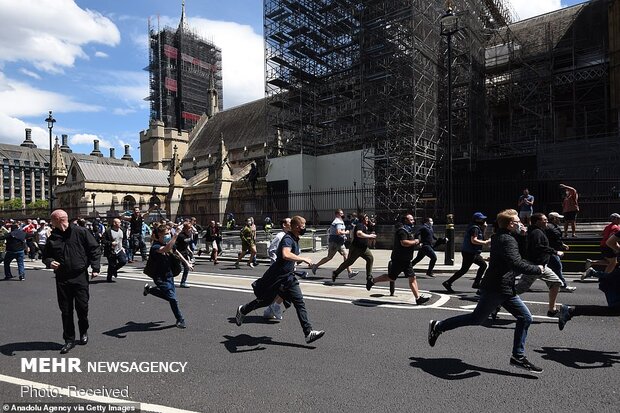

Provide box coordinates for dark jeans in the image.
[107,251,128,281]
[333,244,374,278]
[411,245,437,275]
[547,254,567,287]
[128,234,147,261]
[180,256,190,285]
[56,280,89,342]
[242,278,313,336]
[436,290,532,357]
[447,252,487,285]
[4,250,25,278]
[572,305,620,317]
[148,275,184,322]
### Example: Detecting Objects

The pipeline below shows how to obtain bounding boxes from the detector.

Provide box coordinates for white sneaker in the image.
[305,330,325,344]
[348,271,359,279]
[585,259,593,271]
[560,286,576,293]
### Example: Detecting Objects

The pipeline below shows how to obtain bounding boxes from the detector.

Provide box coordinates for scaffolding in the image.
[265,0,511,222]
[265,0,619,222]
[481,1,617,163]
[147,15,223,132]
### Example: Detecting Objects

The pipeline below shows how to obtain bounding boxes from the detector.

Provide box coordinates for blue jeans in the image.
[411,245,437,275]
[547,254,567,287]
[437,290,532,357]
[4,250,25,279]
[148,274,184,322]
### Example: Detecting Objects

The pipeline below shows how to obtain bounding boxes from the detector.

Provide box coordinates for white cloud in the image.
[185,18,264,108]
[71,133,113,149]
[94,51,109,58]
[0,71,101,117]
[0,0,120,73]
[0,112,49,148]
[18,68,41,80]
[112,107,137,116]
[511,0,564,21]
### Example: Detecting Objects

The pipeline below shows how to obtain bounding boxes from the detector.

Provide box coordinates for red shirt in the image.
[601,223,620,247]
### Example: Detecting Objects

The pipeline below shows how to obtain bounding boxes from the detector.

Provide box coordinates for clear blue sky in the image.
[0,0,587,161]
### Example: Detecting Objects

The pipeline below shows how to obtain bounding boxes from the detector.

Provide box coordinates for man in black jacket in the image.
[1,224,32,280]
[515,213,562,317]
[411,217,439,278]
[428,209,545,373]
[43,209,101,354]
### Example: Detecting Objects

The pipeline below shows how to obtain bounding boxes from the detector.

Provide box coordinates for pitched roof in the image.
[184,98,270,161]
[0,143,137,167]
[489,3,586,55]
[75,161,170,186]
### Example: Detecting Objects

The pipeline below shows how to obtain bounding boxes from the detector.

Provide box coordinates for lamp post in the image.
[440,6,458,265]
[91,193,97,215]
[45,111,56,215]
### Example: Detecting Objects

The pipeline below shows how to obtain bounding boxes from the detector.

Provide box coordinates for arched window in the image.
[122,195,136,212]
[149,196,161,209]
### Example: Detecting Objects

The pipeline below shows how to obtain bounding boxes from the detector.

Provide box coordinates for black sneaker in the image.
[510,355,543,373]
[389,281,395,296]
[471,281,480,289]
[331,272,338,283]
[428,320,441,347]
[416,295,430,305]
[143,283,150,296]
[558,304,571,331]
[547,309,559,317]
[235,305,244,326]
[305,330,325,344]
[426,273,435,278]
[366,278,374,291]
[176,320,186,329]
[442,281,454,293]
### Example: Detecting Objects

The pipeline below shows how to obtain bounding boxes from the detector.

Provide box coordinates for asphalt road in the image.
[0,259,618,413]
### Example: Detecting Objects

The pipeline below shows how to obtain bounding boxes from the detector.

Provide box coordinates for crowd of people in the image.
[2,182,619,372]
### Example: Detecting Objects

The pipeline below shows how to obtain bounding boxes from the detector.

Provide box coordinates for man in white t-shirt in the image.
[102,218,128,282]
[311,209,358,281]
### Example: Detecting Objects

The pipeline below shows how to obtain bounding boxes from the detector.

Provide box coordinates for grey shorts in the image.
[326,242,347,258]
[519,211,532,220]
[515,266,562,294]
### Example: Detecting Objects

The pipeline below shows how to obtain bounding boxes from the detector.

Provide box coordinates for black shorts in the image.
[601,245,618,259]
[387,260,415,280]
[563,211,577,221]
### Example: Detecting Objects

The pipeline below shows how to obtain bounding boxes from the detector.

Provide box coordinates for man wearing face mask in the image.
[428,209,545,373]
[411,217,439,278]
[235,216,325,344]
[43,209,101,354]
[366,214,431,305]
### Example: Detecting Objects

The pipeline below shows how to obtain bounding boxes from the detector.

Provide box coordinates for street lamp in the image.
[45,110,56,215]
[91,193,97,215]
[440,6,458,265]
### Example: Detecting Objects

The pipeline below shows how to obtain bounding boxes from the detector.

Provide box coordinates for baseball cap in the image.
[472,212,487,220]
[610,213,620,220]
[548,212,564,219]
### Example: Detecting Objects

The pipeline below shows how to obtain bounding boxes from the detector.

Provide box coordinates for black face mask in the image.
[299,228,306,236]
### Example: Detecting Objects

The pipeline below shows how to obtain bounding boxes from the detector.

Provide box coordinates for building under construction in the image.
[265,0,619,222]
[147,5,223,132]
